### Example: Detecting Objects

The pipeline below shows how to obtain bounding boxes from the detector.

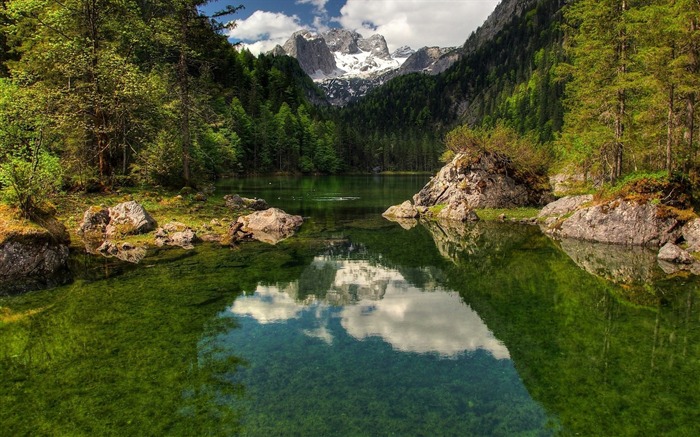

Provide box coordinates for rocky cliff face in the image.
[282,30,337,75]
[462,0,539,55]
[398,46,458,75]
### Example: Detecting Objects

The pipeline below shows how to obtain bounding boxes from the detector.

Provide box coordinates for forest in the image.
[1,0,699,215]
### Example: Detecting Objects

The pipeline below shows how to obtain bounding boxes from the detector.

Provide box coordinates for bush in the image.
[444,123,552,178]
[0,149,63,216]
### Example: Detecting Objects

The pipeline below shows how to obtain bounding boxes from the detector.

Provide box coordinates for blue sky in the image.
[204,0,500,54]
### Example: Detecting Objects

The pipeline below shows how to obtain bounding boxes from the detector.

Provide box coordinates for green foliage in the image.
[0,149,62,215]
[445,124,553,179]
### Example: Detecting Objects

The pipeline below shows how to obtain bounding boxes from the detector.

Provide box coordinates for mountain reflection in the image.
[230,256,509,359]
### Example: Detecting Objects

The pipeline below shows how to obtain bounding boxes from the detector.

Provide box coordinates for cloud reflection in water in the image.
[230,257,509,359]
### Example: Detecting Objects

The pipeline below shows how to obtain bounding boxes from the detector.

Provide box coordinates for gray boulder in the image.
[382,200,419,219]
[555,200,680,247]
[78,206,111,237]
[0,230,71,295]
[236,208,303,245]
[658,243,694,264]
[105,201,157,238]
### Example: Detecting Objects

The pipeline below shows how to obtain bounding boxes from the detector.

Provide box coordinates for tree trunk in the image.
[178,12,191,187]
[667,85,675,175]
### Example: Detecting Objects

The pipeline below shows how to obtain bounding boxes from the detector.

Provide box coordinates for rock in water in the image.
[236,208,303,245]
[538,195,593,226]
[382,201,419,219]
[658,243,694,264]
[413,152,551,209]
[555,200,680,247]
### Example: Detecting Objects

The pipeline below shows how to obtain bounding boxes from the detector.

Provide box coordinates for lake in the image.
[2,175,700,436]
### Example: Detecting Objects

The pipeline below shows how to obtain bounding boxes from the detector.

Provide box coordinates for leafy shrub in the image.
[0,149,63,216]
[444,123,553,179]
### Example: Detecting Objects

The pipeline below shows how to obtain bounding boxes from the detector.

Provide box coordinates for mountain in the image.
[332,0,565,171]
[273,29,462,106]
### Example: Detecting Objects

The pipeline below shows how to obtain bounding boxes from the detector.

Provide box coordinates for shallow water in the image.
[2,175,700,436]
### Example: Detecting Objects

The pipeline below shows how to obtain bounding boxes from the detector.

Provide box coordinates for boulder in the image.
[78,206,111,238]
[538,195,593,226]
[682,218,700,252]
[658,243,694,264]
[154,222,199,249]
[553,200,681,247]
[412,152,551,210]
[0,230,71,295]
[224,194,270,211]
[235,208,303,245]
[382,201,419,219]
[104,201,157,238]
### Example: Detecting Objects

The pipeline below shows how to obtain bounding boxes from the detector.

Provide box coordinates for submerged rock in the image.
[235,208,303,245]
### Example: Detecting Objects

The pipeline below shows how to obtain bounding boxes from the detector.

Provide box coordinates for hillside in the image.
[333,0,565,172]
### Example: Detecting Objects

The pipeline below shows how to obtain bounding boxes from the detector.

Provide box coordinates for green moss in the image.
[475,207,541,221]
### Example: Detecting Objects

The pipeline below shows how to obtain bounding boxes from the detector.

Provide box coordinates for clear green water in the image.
[2,175,700,436]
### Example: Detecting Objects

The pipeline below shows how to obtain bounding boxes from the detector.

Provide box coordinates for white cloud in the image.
[296,0,329,15]
[335,0,500,51]
[227,10,305,54]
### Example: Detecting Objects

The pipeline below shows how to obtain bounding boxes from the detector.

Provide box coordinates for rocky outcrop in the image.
[463,0,538,56]
[550,200,681,247]
[322,29,361,55]
[413,152,551,209]
[357,34,391,60]
[398,46,457,75]
[436,198,480,222]
[283,30,337,75]
[235,208,303,245]
[154,222,199,249]
[0,229,71,295]
[683,218,700,252]
[538,195,593,226]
